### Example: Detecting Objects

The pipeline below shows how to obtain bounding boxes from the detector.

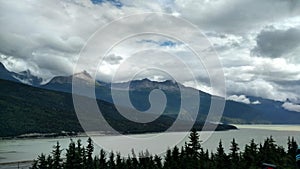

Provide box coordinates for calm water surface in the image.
[0,125,300,164]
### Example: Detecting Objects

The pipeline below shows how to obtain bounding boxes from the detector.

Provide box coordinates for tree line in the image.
[30,129,299,169]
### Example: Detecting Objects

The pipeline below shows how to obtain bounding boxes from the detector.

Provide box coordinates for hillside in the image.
[2,61,300,129]
[0,79,236,137]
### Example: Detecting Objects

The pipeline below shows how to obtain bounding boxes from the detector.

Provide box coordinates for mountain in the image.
[12,69,43,86]
[0,79,236,137]
[42,70,102,94]
[46,70,94,85]
[40,72,300,124]
[243,96,300,124]
[110,78,180,91]
[1,63,300,125]
[0,62,42,86]
[0,62,20,82]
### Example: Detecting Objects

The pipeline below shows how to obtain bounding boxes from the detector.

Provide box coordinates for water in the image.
[0,125,299,166]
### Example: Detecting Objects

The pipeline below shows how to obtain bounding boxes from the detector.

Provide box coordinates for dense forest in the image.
[30,129,299,169]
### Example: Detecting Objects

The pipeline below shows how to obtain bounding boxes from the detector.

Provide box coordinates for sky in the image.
[1,0,300,111]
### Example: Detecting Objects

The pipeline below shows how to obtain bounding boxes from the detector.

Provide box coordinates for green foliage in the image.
[188,128,201,157]
[215,140,230,168]
[31,134,299,169]
[86,138,94,169]
[229,138,240,168]
[52,142,62,169]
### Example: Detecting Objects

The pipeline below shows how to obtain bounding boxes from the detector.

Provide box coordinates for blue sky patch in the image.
[91,0,123,8]
[137,39,181,47]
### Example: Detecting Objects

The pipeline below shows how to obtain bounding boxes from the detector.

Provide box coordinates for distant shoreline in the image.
[0,160,33,169]
[233,124,300,131]
[0,160,33,165]
[0,124,238,140]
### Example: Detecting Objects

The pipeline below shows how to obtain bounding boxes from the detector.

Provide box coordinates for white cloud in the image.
[0,0,300,102]
[174,0,300,34]
[282,102,300,112]
[227,95,260,105]
[227,95,250,104]
[252,100,261,105]
[0,0,153,79]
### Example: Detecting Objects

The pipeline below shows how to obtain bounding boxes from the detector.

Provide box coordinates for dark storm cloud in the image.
[252,28,300,58]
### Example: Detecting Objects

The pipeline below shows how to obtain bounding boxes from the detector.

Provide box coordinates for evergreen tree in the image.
[99,149,107,168]
[30,160,38,169]
[108,151,115,169]
[163,148,172,169]
[46,155,53,169]
[115,152,123,169]
[86,138,94,169]
[188,128,201,158]
[131,149,139,168]
[171,146,180,169]
[74,139,84,169]
[242,139,258,169]
[260,136,277,164]
[187,129,201,168]
[65,140,76,169]
[154,155,162,169]
[215,140,228,168]
[125,156,133,169]
[30,136,300,169]
[204,149,212,168]
[288,136,298,157]
[229,138,240,168]
[179,145,187,169]
[52,141,62,169]
[93,156,100,169]
[37,154,48,169]
[287,137,298,168]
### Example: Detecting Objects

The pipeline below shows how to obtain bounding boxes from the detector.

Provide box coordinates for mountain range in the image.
[0,63,236,137]
[1,62,300,131]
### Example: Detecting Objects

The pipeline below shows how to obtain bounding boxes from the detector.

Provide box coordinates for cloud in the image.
[227,95,261,104]
[103,54,123,65]
[282,102,300,112]
[223,56,300,101]
[174,0,300,34]
[0,0,143,79]
[252,100,261,105]
[1,0,300,103]
[252,27,300,58]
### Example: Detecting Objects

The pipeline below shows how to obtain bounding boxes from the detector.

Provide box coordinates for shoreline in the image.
[0,160,33,169]
[0,160,33,165]
[4,123,300,141]
[0,124,238,140]
[233,124,300,131]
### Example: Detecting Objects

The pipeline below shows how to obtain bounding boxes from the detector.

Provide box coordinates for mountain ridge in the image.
[1,62,299,124]
[39,71,300,124]
[0,78,237,137]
